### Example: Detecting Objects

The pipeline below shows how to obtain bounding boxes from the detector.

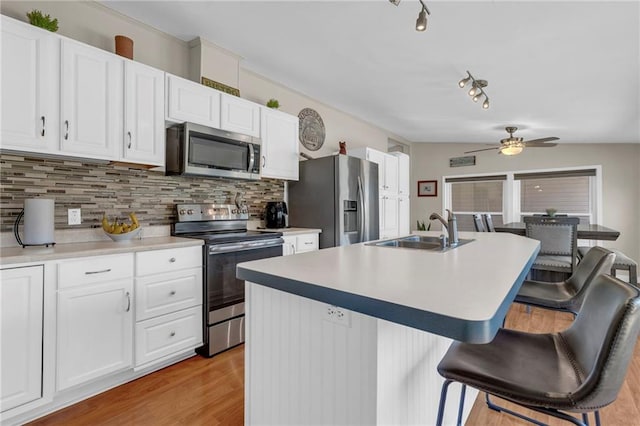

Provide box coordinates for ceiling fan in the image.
[465,126,559,156]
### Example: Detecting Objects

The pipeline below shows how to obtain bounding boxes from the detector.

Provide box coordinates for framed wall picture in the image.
[417,180,437,197]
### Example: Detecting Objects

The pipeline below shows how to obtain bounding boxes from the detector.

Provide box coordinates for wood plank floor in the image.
[30,304,640,426]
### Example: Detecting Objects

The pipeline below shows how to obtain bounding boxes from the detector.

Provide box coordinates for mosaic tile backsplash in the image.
[0,154,285,232]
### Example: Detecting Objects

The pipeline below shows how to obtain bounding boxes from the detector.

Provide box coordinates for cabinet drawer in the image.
[296,234,319,253]
[58,254,133,289]
[135,267,203,321]
[135,306,202,367]
[136,246,202,276]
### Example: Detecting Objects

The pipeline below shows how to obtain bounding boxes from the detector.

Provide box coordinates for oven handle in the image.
[208,238,284,254]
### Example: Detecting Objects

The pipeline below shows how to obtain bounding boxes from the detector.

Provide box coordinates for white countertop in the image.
[0,236,203,266]
[237,231,540,343]
[256,227,322,236]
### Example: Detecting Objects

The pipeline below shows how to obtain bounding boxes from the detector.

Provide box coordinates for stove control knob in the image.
[232,209,238,214]
[179,209,186,215]
[187,209,194,215]
[242,208,248,214]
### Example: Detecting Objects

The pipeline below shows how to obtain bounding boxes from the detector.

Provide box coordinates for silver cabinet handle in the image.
[262,155,266,168]
[169,257,176,263]
[41,116,45,136]
[169,331,176,337]
[64,120,69,140]
[304,241,313,245]
[127,131,132,149]
[85,268,111,275]
[291,243,296,254]
[169,290,176,296]
[125,292,131,312]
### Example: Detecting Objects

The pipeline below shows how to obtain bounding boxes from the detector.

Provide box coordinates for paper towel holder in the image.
[13,208,56,248]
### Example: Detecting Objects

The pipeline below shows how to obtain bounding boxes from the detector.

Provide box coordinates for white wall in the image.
[411,142,640,262]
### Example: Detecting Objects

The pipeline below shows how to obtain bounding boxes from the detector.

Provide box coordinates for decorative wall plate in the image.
[298,108,325,151]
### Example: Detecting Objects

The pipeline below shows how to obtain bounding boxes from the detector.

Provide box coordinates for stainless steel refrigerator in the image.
[288,155,379,248]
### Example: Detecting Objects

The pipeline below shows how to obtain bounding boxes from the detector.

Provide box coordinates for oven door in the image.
[205,237,283,322]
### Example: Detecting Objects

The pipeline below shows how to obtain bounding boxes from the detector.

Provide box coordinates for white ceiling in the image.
[101,1,640,145]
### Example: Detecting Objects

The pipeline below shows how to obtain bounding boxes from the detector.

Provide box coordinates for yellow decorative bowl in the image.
[105,227,141,242]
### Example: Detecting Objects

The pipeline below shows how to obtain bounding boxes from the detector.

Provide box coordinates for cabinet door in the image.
[384,154,399,194]
[57,279,133,391]
[393,153,410,196]
[1,16,59,154]
[60,40,122,160]
[380,195,399,239]
[398,195,410,235]
[260,108,299,180]
[221,93,260,137]
[364,149,387,191]
[1,266,43,412]
[282,236,296,256]
[123,61,165,166]
[166,74,221,128]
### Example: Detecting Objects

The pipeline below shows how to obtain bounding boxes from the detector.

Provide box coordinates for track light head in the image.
[415,0,430,32]
[416,8,427,31]
[482,97,490,109]
[458,76,471,88]
[388,0,401,6]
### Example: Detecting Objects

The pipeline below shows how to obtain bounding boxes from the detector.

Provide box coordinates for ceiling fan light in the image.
[501,145,523,156]
[416,8,427,31]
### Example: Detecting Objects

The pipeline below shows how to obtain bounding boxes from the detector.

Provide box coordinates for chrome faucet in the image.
[429,209,459,246]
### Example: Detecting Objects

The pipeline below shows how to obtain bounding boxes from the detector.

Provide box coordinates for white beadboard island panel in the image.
[246,283,477,425]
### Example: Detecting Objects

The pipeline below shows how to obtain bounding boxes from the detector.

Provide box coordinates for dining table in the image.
[495,222,620,241]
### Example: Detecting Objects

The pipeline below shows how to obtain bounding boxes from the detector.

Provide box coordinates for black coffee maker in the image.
[264,201,288,229]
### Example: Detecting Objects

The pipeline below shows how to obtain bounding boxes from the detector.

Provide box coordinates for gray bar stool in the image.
[515,246,615,315]
[578,246,637,285]
[435,274,640,426]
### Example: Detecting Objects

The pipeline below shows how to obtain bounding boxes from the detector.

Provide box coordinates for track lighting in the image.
[458,70,490,109]
[416,0,430,32]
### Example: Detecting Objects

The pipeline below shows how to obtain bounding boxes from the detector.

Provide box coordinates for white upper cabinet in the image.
[350,147,399,194]
[166,74,221,128]
[123,61,165,166]
[260,107,300,180]
[1,16,59,154]
[220,93,260,137]
[60,39,122,160]
[392,152,410,196]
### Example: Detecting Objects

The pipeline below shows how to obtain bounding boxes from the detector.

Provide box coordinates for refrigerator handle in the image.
[357,175,366,242]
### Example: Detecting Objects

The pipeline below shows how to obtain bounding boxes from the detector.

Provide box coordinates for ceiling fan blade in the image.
[524,142,558,148]
[523,137,559,145]
[464,147,500,154]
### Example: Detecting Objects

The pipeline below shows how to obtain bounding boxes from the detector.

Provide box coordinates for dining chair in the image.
[435,274,640,426]
[523,216,579,278]
[472,214,486,232]
[483,213,495,232]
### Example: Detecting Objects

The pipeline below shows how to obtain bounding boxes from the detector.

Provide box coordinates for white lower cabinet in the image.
[282,232,320,256]
[56,254,134,391]
[1,265,44,412]
[134,246,203,368]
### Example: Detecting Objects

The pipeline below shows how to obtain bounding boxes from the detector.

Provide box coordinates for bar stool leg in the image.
[436,379,453,426]
[457,384,466,426]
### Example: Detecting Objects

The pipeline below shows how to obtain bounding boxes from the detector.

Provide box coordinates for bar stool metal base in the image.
[435,379,601,426]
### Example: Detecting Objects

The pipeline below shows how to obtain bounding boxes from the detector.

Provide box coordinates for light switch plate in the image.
[68,208,81,225]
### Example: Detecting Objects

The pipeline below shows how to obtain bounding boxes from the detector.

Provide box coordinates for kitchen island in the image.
[237,231,539,425]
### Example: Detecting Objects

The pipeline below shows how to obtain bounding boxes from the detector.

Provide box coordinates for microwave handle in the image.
[248,143,256,171]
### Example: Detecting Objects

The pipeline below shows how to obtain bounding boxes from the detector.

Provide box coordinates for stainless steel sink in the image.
[367,235,474,252]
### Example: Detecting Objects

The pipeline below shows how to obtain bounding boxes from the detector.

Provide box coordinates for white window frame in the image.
[443,165,603,225]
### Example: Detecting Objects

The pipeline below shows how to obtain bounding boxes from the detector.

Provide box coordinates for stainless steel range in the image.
[172,203,283,357]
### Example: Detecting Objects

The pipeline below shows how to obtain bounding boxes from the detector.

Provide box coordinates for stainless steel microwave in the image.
[166,122,261,180]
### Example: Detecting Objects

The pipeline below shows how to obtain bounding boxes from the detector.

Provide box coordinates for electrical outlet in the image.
[68,208,81,225]
[324,305,351,327]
